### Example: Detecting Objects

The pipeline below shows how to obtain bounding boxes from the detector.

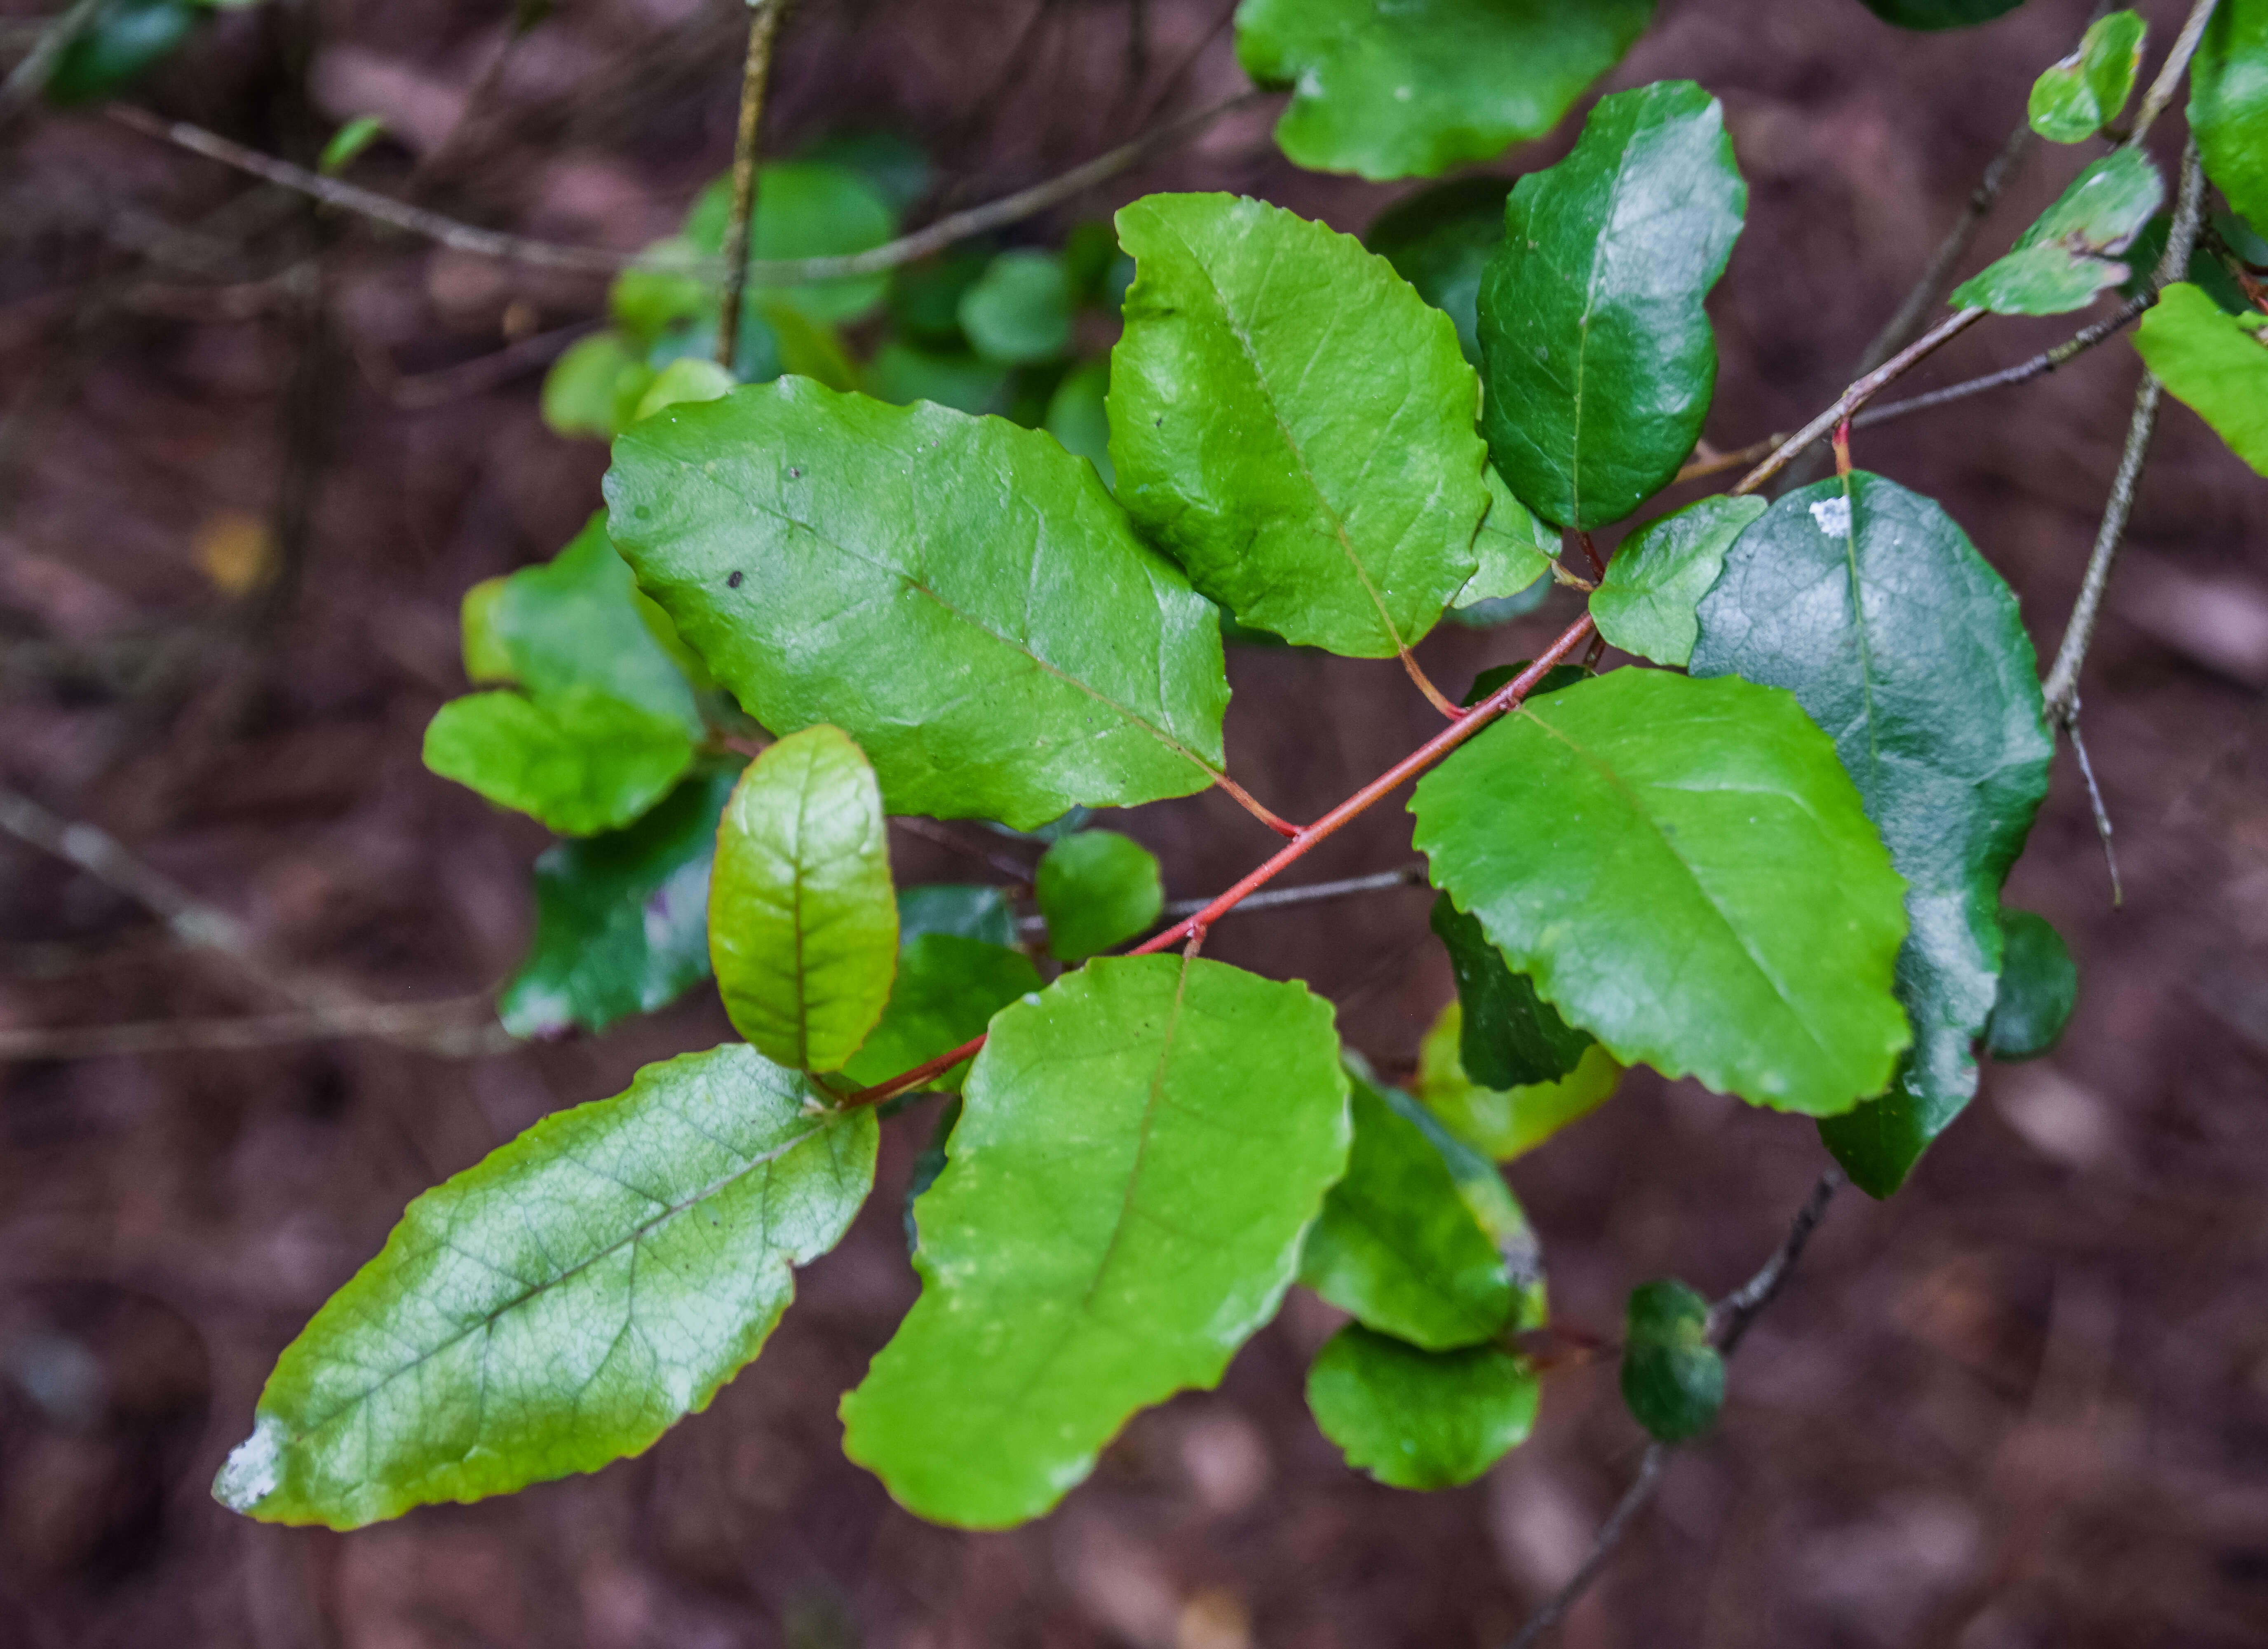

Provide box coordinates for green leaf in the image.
[886,250,992,347]
[839,934,1042,1093]
[1367,176,1514,365]
[903,1096,960,1252]
[1691,473,2053,1192]
[1591,495,1769,667]
[1108,193,1491,658]
[499,763,741,1038]
[758,298,859,393]
[1416,1000,1620,1162]
[541,333,648,440]
[864,341,1010,416]
[2193,0,2268,230]
[1305,1325,1539,1490]
[1619,1280,1723,1443]
[1044,359,1115,490]
[632,357,737,423]
[1856,0,2024,26]
[1983,909,2077,1062]
[46,0,200,105]
[1446,576,1553,629]
[2028,11,2146,143]
[423,687,695,837]
[958,251,1073,365]
[709,726,897,1073]
[459,577,513,683]
[212,1045,877,1529]
[1411,668,1911,1116]
[1035,829,1163,963]
[1430,894,1589,1089]
[840,954,1350,1528]
[605,379,1232,830]
[610,242,714,346]
[318,114,388,175]
[2134,282,2268,477]
[1458,467,1558,609]
[897,883,1018,947]
[1477,82,1747,530]
[683,161,899,324]
[796,129,931,214]
[1235,0,1655,181]
[1299,1072,1516,1350]
[2120,214,2258,313]
[1950,148,2162,316]
[474,512,701,731]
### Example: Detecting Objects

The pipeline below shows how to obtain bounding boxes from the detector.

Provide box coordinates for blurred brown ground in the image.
[4,0,2267,1644]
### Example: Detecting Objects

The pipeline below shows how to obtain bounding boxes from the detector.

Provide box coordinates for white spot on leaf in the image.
[214,1415,284,1512]
[1810,497,1852,538]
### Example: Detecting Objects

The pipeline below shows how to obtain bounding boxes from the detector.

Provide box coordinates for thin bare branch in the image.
[1858,118,2035,377]
[2127,0,2219,148]
[1854,297,2146,430]
[0,996,507,1062]
[1504,1445,1673,1649]
[0,0,102,125]
[716,0,791,369]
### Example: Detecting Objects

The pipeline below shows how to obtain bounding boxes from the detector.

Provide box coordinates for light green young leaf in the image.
[318,114,388,175]
[1430,894,1590,1089]
[958,251,1073,365]
[1035,829,1163,963]
[1299,1072,1517,1350]
[2134,282,2268,477]
[1416,999,1621,1163]
[1983,908,2078,1062]
[2028,12,2146,143]
[1234,0,1655,181]
[1619,1279,1722,1443]
[1366,176,1514,365]
[1457,467,1558,608]
[423,687,694,837]
[2192,0,2268,230]
[1591,495,1769,667]
[1305,1325,1539,1490]
[542,333,648,440]
[1951,148,2163,316]
[459,577,513,684]
[709,725,897,1073]
[1411,669,1911,1116]
[606,380,1232,830]
[839,934,1042,1093]
[841,955,1350,1528]
[500,763,741,1038]
[1693,474,2053,1196]
[1477,82,1747,530]
[633,357,737,423]
[1108,193,1491,658]
[212,1045,876,1529]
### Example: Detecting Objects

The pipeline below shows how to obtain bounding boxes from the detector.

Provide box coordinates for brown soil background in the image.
[5,0,2267,1644]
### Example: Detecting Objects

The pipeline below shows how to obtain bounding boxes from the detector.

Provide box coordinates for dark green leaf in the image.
[958,251,1073,365]
[2193,0,2268,230]
[863,341,1011,416]
[1431,894,1590,1088]
[683,161,899,324]
[1691,473,2053,1193]
[839,934,1042,1092]
[423,687,694,837]
[1411,669,1912,1116]
[606,379,1232,830]
[2134,283,2268,477]
[840,954,1350,1528]
[1460,661,1587,707]
[1415,1000,1621,1162]
[1591,495,1768,667]
[1366,176,1513,364]
[1619,1279,1722,1443]
[2028,11,2146,143]
[2118,216,2255,314]
[1950,148,2162,315]
[1983,909,2077,1061]
[904,1097,960,1253]
[897,883,1018,948]
[1235,0,1655,181]
[213,1045,876,1529]
[886,250,993,347]
[795,129,931,214]
[499,763,741,1038]
[1305,1325,1539,1490]
[1108,193,1491,658]
[1477,82,1747,530]
[1035,829,1163,963]
[46,0,198,105]
[1856,0,2025,27]
[709,725,897,1073]
[1298,1072,1516,1350]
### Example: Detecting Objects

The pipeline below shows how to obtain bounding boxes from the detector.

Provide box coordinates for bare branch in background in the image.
[715,0,791,369]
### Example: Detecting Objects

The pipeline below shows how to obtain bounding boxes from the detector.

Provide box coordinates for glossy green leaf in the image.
[1305,1325,1539,1490]
[2134,282,2268,477]
[1044,360,1115,489]
[1388,1082,1549,1331]
[1108,193,1491,658]
[1367,176,1513,365]
[2028,11,2146,143]
[1856,0,2024,26]
[2193,0,2268,229]
[1431,895,1589,1089]
[46,0,199,105]
[1983,909,2078,1061]
[1411,669,1911,1116]
[473,513,701,731]
[1299,1073,1515,1351]
[958,251,1073,365]
[541,334,648,439]
[1591,495,1768,667]
[1692,473,2053,1193]
[1458,467,1559,609]
[499,763,741,1038]
[212,1045,877,1529]
[841,954,1350,1528]
[683,161,899,324]
[1477,82,1747,530]
[839,934,1043,1092]
[1235,0,1654,181]
[897,883,1018,948]
[1951,148,2162,315]
[1035,830,1163,963]
[709,726,897,1073]
[423,687,694,837]
[1619,1279,1722,1443]
[1416,1000,1620,1162]
[606,379,1231,830]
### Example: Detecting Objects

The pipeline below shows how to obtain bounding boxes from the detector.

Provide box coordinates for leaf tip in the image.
[212,1414,285,1516]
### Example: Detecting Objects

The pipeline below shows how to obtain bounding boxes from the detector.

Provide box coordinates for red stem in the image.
[841,611,1599,1109]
